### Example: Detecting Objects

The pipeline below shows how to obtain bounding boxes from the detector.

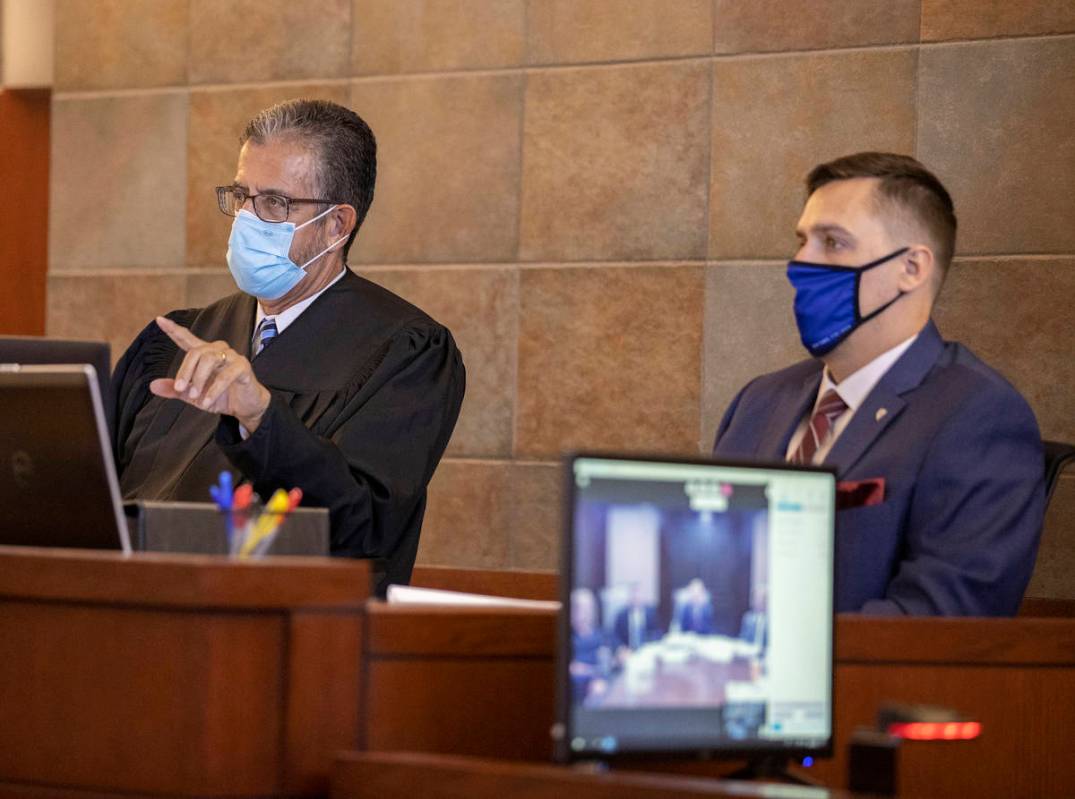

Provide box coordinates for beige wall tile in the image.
[55,0,188,90]
[709,50,916,260]
[702,262,801,450]
[189,0,350,85]
[185,271,239,309]
[1027,474,1075,600]
[419,459,563,570]
[50,94,188,270]
[350,74,523,263]
[922,0,1075,41]
[363,267,518,458]
[418,459,512,568]
[526,0,711,64]
[932,258,1075,443]
[520,61,710,262]
[353,0,525,74]
[516,265,704,459]
[47,273,187,365]
[713,0,919,54]
[186,85,352,268]
[918,38,1075,255]
[508,461,562,570]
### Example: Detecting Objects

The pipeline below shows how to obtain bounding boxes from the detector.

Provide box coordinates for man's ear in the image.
[329,204,358,241]
[899,244,935,292]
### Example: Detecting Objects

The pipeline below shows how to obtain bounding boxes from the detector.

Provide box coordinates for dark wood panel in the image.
[809,664,1075,798]
[359,606,1075,799]
[331,752,852,799]
[0,90,48,336]
[365,603,557,657]
[284,611,366,795]
[1019,596,1075,617]
[363,660,556,761]
[410,565,558,601]
[0,601,283,795]
[0,547,370,609]
[836,616,1075,664]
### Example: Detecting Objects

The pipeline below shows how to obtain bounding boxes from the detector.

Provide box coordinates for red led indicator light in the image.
[887,721,982,741]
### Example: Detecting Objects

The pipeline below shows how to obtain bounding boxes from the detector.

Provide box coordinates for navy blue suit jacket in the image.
[674,601,715,635]
[713,321,1044,616]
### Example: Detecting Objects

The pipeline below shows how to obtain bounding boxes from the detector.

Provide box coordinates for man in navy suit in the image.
[713,152,1044,616]
[673,578,715,634]
[612,583,660,653]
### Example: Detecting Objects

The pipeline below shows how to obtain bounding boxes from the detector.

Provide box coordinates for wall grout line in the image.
[51,31,1075,101]
[46,253,1075,278]
[439,456,559,467]
[699,27,717,453]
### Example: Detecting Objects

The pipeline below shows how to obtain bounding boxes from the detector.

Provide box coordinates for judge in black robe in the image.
[112,269,464,590]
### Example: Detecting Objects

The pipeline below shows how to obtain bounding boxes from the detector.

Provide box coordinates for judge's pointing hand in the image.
[149,316,272,433]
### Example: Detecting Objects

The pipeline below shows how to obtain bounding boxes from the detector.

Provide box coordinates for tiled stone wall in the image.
[48,1,1075,595]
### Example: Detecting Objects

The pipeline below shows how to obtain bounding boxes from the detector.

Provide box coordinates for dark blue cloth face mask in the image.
[787,247,909,357]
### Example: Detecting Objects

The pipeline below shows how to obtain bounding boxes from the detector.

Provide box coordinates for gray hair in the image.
[241,99,377,258]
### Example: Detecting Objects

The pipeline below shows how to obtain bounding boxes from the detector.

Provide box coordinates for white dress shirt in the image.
[253,267,347,343]
[240,268,347,438]
[785,333,918,464]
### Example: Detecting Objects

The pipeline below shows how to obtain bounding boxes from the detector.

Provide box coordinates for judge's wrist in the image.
[235,388,272,433]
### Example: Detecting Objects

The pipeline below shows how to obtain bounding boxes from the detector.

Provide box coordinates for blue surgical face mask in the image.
[226,206,346,300]
[787,247,909,357]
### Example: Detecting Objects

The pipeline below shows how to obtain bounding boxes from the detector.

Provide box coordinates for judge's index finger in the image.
[155,315,205,352]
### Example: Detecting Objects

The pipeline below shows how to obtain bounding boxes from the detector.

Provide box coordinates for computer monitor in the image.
[0,365,130,552]
[556,453,835,764]
[0,336,114,441]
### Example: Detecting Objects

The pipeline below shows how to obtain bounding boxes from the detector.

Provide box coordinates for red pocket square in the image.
[836,478,885,510]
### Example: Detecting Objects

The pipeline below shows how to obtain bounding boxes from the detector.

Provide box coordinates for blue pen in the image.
[210,471,234,550]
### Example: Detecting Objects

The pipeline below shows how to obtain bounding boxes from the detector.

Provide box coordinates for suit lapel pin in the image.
[875,407,888,422]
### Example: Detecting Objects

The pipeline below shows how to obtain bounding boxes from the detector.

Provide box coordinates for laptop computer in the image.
[0,336,114,441]
[556,452,836,764]
[0,364,130,552]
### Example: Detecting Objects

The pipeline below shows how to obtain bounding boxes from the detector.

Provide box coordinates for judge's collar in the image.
[254,267,347,336]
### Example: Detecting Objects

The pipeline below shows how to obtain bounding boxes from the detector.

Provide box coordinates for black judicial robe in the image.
[112,269,465,590]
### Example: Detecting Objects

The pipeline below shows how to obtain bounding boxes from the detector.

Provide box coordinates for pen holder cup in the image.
[125,500,329,556]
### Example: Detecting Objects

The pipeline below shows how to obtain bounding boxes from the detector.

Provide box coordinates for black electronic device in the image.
[0,364,130,552]
[0,336,114,440]
[554,452,836,774]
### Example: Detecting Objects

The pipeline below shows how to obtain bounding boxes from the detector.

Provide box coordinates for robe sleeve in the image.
[214,321,465,564]
[110,310,195,470]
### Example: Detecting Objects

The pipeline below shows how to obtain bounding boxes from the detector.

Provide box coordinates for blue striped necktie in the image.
[253,317,278,357]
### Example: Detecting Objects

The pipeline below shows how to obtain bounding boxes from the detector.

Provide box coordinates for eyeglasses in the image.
[215,185,339,224]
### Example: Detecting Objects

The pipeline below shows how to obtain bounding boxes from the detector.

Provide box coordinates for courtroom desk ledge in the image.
[0,545,371,610]
[364,600,557,658]
[1018,596,1075,617]
[409,564,558,601]
[835,614,1075,665]
[331,751,856,799]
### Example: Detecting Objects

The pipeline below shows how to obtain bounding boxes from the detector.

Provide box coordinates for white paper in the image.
[385,584,561,611]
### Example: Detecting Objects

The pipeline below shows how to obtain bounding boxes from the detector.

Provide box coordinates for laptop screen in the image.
[557,454,835,760]
[0,365,130,552]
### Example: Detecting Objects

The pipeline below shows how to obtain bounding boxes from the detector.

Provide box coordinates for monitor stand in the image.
[724,756,821,787]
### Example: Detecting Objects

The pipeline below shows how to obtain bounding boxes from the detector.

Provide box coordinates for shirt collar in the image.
[254,267,347,336]
[820,332,919,411]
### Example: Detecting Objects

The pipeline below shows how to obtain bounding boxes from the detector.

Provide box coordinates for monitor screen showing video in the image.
[558,454,835,759]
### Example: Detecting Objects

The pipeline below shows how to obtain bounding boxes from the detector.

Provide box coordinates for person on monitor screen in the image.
[612,583,661,656]
[712,152,1044,616]
[569,588,610,703]
[672,577,715,635]
[112,99,465,590]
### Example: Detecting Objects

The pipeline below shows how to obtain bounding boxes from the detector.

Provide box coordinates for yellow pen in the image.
[239,489,290,557]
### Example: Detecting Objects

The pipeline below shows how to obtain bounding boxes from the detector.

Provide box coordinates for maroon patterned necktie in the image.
[789,389,848,465]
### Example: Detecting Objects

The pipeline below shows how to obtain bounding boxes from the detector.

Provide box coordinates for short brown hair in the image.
[806,152,957,277]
